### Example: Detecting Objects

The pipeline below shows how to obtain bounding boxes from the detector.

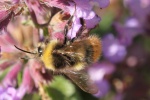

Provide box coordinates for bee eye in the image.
[38,47,43,56]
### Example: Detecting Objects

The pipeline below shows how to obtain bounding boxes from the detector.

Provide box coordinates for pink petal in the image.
[3,61,22,87]
[0,10,14,30]
[24,0,51,26]
[16,67,34,98]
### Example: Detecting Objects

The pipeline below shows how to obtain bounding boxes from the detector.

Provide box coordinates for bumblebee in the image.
[40,35,101,71]
[15,17,102,94]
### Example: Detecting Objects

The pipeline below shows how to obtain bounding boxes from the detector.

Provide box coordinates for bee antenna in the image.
[14,45,36,55]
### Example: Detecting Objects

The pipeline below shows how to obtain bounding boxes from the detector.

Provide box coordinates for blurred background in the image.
[89,0,150,100]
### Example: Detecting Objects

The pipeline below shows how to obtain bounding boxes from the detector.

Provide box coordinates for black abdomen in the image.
[52,50,77,69]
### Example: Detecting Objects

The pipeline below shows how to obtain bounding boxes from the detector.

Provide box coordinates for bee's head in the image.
[14,45,37,59]
[14,44,45,60]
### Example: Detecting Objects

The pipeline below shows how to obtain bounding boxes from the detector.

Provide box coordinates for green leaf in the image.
[0,66,10,81]
[43,27,49,37]
[17,70,23,86]
[23,93,41,100]
[45,76,82,100]
[143,36,150,52]
[0,60,13,81]
[99,12,115,31]
[31,93,41,100]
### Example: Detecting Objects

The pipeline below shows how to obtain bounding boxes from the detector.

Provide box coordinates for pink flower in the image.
[0,16,52,99]
[2,61,22,87]
[0,10,14,31]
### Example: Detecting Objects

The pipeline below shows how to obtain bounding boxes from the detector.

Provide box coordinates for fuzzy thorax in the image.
[41,40,58,71]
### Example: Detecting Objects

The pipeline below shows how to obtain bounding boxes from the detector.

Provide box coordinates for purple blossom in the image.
[89,61,115,82]
[94,80,110,97]
[0,86,19,100]
[115,18,143,46]
[102,34,127,63]
[85,15,101,28]
[66,0,106,38]
[88,61,115,97]
[67,18,82,38]
[124,0,150,32]
[124,0,150,23]
[89,0,110,8]
[44,0,109,38]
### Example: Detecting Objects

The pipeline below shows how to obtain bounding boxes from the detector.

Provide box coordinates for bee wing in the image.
[63,70,98,94]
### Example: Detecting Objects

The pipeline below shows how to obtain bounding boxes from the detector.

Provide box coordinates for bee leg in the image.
[63,13,75,44]
[70,37,76,43]
[76,18,86,37]
[63,4,76,45]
